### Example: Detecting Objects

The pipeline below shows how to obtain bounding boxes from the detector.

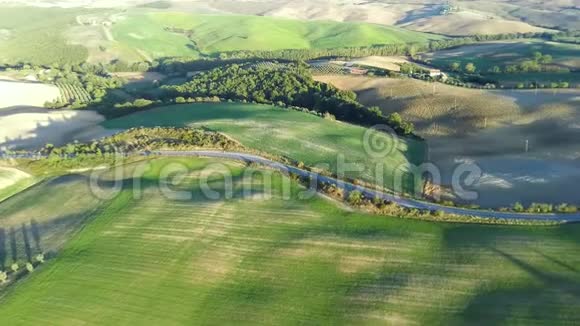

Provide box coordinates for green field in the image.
[103,102,425,191]
[1,157,580,324]
[0,7,91,65]
[112,12,443,59]
[423,40,580,72]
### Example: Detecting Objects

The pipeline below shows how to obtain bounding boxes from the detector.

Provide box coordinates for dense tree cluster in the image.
[162,63,415,135]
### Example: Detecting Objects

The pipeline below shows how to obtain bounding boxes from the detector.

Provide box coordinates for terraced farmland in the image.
[0,157,579,324]
[102,102,426,192]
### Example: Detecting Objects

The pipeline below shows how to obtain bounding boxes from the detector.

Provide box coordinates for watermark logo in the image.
[363,124,399,159]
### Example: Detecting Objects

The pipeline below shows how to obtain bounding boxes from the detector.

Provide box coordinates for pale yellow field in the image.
[0,108,106,150]
[0,79,60,109]
[0,166,31,191]
[0,80,107,150]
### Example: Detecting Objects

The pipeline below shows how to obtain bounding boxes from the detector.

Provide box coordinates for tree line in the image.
[210,31,564,62]
[41,127,244,157]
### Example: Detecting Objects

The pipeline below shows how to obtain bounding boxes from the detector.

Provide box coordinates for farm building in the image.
[347,67,369,75]
[429,69,443,77]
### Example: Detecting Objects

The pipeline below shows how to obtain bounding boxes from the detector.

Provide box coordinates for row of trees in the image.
[447,51,568,75]
[0,60,153,75]
[161,63,416,135]
[0,254,44,286]
[211,32,563,62]
[449,62,477,73]
[549,31,580,44]
[41,127,244,157]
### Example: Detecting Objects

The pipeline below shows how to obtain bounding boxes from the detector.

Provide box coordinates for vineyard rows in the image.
[56,82,92,104]
[309,63,346,75]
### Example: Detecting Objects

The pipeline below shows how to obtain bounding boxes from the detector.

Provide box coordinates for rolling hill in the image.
[0,6,445,65]
[112,12,445,58]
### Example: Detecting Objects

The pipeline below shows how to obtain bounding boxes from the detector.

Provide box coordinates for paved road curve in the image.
[152,150,580,223]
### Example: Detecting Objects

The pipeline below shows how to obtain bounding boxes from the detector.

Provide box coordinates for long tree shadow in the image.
[0,228,6,269]
[21,223,32,261]
[9,227,17,262]
[532,248,579,274]
[459,247,580,324]
[30,218,42,253]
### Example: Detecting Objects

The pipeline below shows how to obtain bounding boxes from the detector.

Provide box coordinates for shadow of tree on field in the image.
[30,218,42,253]
[458,247,580,324]
[9,227,17,262]
[21,223,32,261]
[532,248,579,274]
[0,228,6,269]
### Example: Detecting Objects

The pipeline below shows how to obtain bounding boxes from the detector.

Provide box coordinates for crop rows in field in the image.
[56,82,92,104]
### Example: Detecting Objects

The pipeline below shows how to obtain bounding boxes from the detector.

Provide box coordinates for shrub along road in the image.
[151,150,580,223]
[5,149,577,222]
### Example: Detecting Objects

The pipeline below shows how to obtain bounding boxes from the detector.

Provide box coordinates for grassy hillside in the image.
[0,7,91,65]
[0,157,580,324]
[102,102,426,192]
[112,12,444,59]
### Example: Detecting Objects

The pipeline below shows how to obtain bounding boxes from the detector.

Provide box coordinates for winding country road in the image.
[152,150,580,223]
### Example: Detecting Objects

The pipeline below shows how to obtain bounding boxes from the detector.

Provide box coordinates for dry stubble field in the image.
[0,80,108,150]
